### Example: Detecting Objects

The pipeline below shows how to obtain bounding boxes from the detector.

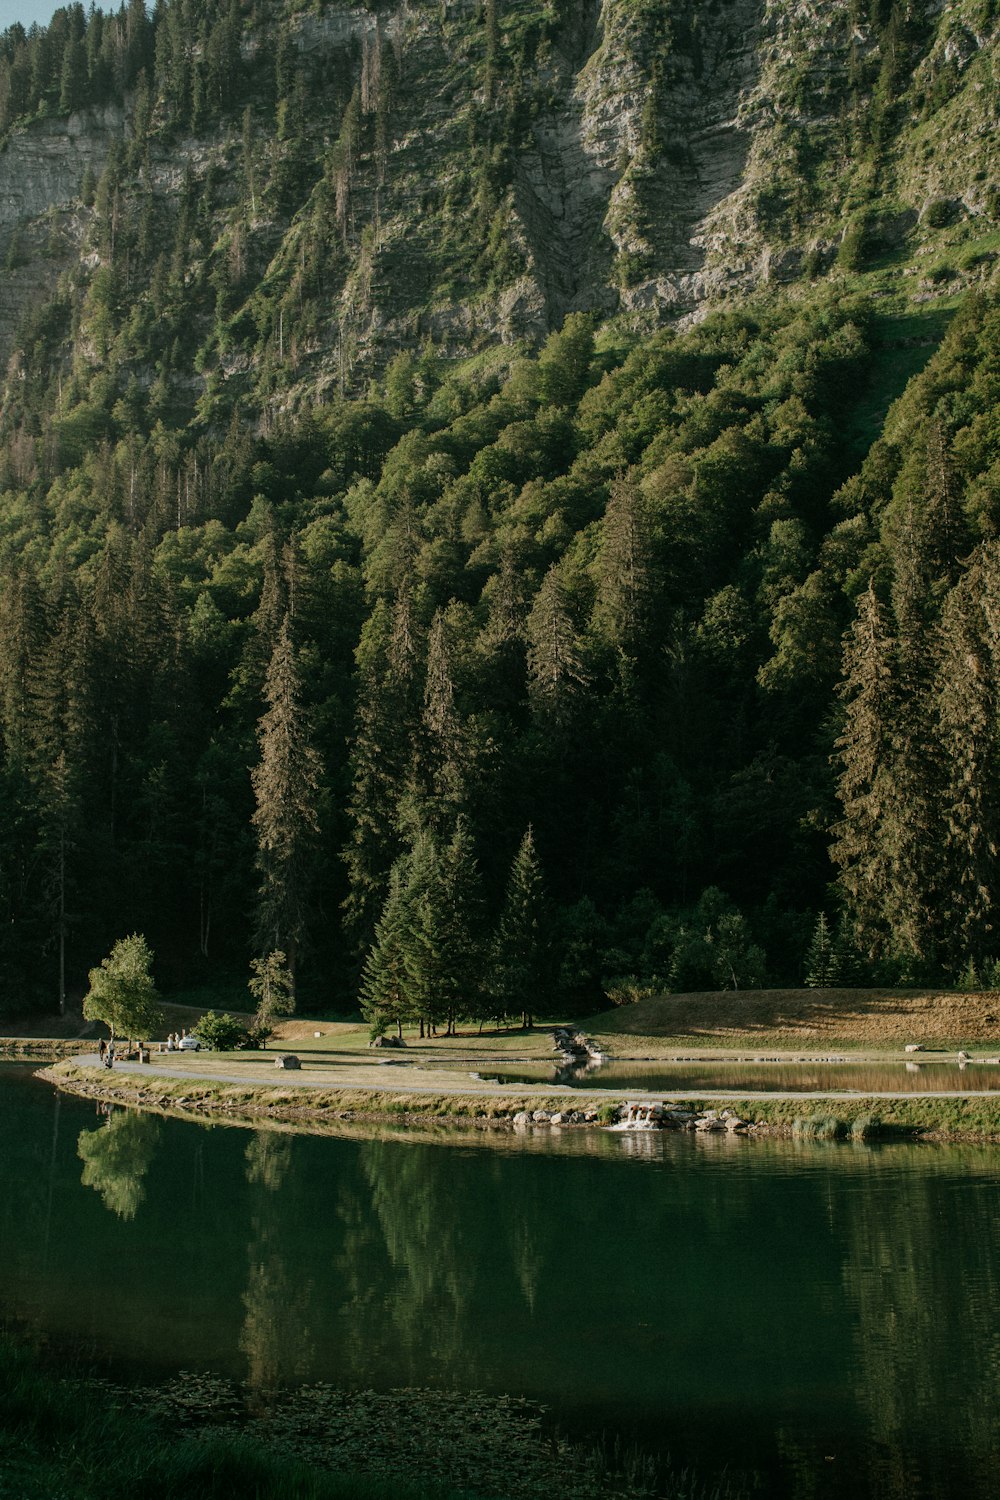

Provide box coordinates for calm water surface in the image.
[468,1059,1000,1093]
[4,1063,1000,1499]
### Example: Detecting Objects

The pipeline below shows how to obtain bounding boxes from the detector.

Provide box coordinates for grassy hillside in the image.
[587,989,1000,1049]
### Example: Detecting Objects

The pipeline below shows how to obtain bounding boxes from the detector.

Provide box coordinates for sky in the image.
[1,2,95,29]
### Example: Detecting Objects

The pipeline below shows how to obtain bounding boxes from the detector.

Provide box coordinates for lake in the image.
[4,1062,1000,1499]
[461,1057,1000,1094]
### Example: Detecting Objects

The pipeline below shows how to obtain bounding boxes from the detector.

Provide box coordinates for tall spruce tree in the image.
[526,566,589,731]
[251,612,322,995]
[935,559,999,968]
[594,474,652,655]
[804,912,834,987]
[415,609,467,834]
[359,856,416,1039]
[487,827,546,1030]
[342,588,422,954]
[830,585,900,958]
[403,818,482,1036]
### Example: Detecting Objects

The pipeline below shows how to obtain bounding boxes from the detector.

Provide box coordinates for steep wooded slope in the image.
[0,0,997,411]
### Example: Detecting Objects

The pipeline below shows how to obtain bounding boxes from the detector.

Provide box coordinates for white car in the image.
[178,1035,201,1050]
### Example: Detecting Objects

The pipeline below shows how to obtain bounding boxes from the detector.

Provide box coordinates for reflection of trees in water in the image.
[240,1130,314,1392]
[76,1110,160,1220]
[821,1146,1000,1500]
[356,1140,567,1387]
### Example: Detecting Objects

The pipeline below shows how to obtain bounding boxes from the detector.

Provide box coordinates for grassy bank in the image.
[43,1062,577,1126]
[708,1093,1000,1140]
[42,1062,1000,1141]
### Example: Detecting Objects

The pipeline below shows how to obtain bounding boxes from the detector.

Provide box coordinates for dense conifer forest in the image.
[0,0,999,1020]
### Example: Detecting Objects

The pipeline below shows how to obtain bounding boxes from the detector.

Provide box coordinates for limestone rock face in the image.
[0,0,996,394]
[0,106,121,368]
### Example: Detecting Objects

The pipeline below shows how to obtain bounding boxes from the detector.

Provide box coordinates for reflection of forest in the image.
[77,1110,160,1220]
[240,1131,315,1391]
[831,1150,1000,1500]
[7,1066,1000,1500]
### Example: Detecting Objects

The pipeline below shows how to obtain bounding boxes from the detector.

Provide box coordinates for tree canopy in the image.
[82,933,162,1040]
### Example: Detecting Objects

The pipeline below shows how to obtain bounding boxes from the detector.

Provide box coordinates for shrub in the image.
[596,1102,621,1125]
[793,1112,847,1140]
[802,245,826,280]
[850,1111,882,1141]
[924,197,953,228]
[193,1010,249,1051]
[604,976,655,1006]
[837,217,870,271]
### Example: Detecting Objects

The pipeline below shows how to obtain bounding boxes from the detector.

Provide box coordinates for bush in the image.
[850,1111,882,1141]
[193,1010,249,1051]
[837,217,870,271]
[596,1102,621,1125]
[793,1112,847,1140]
[604,976,655,1007]
[924,198,953,228]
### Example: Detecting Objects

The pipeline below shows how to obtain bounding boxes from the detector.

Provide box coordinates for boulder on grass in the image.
[275,1054,301,1070]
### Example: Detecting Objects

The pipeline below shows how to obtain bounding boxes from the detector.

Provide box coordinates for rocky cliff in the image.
[0,0,997,416]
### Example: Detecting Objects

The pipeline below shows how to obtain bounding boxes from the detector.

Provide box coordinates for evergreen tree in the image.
[804,912,834,987]
[342,589,422,954]
[526,566,589,731]
[487,827,546,1029]
[935,560,999,966]
[594,474,651,654]
[251,613,322,994]
[403,818,482,1036]
[830,586,900,958]
[359,857,415,1039]
[415,609,467,833]
[248,949,295,1045]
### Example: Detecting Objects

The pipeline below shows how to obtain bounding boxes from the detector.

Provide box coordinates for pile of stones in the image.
[512,1102,760,1133]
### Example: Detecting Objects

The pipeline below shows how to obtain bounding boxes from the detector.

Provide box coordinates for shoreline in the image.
[37,1060,1000,1143]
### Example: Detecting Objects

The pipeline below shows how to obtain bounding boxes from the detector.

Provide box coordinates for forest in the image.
[1,0,999,1021]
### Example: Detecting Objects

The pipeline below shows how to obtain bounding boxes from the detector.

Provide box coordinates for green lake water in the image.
[470,1058,1000,1093]
[4,1063,1000,1499]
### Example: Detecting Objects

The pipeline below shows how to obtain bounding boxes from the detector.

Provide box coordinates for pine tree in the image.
[804,912,834,987]
[415,609,467,834]
[359,857,416,1039]
[830,585,899,957]
[885,520,944,962]
[248,949,295,1045]
[935,560,999,966]
[251,613,322,994]
[342,590,423,954]
[526,566,589,731]
[594,474,651,654]
[487,827,546,1030]
[403,818,483,1036]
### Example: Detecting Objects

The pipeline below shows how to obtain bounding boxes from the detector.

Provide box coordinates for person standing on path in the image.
[98,1038,106,1064]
